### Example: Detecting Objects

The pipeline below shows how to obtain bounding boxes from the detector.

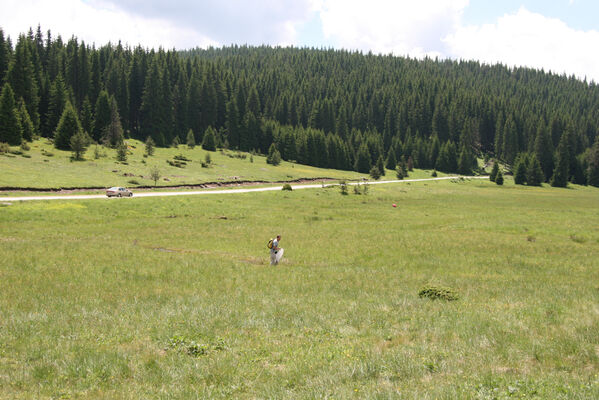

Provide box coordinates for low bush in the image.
[0,142,9,153]
[174,154,191,162]
[282,183,292,191]
[339,180,348,195]
[418,285,459,301]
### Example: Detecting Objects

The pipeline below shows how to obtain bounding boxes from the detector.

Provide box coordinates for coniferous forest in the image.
[1,26,599,185]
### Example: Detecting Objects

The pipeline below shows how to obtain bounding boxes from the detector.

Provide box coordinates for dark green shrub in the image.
[418,285,459,301]
[339,180,348,195]
[495,170,504,185]
[282,183,292,191]
[369,166,381,180]
[431,170,437,177]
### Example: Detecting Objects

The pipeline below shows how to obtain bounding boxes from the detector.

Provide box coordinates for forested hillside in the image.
[1,26,599,185]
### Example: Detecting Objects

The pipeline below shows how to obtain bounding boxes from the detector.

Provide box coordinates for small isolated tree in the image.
[396,163,406,180]
[204,153,211,165]
[150,166,160,187]
[495,170,504,185]
[339,180,348,195]
[490,162,499,182]
[202,126,216,151]
[407,155,414,171]
[172,135,180,148]
[186,129,195,148]
[70,131,90,161]
[526,154,544,187]
[54,101,82,150]
[116,142,127,162]
[266,143,281,165]
[145,136,155,156]
[369,166,381,180]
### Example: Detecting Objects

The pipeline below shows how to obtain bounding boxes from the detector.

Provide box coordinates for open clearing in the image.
[1,179,598,398]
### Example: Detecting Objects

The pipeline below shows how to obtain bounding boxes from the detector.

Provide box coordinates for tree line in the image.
[0,25,598,186]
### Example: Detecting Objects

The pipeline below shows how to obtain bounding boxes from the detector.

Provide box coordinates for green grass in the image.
[1,179,598,398]
[0,139,441,190]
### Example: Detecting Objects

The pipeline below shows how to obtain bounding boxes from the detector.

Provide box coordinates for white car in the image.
[106,187,133,197]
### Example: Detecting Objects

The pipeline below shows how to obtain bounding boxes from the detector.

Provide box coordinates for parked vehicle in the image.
[106,187,133,197]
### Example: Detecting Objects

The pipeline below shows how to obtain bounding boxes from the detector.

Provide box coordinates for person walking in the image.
[270,234,284,265]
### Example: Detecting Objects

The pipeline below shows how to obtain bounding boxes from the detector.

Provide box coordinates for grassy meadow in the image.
[1,178,598,398]
[0,139,431,190]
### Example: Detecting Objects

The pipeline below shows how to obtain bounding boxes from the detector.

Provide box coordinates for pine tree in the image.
[70,130,89,161]
[80,97,93,135]
[587,137,599,187]
[44,75,68,137]
[266,143,281,165]
[0,28,9,84]
[376,155,385,176]
[145,136,155,156]
[140,61,166,146]
[551,134,569,187]
[534,120,554,182]
[369,166,381,180]
[186,129,195,148]
[202,126,216,151]
[7,35,40,131]
[513,153,528,185]
[385,148,397,171]
[495,170,504,185]
[226,97,241,149]
[0,84,23,145]
[458,145,473,175]
[54,101,82,150]
[526,154,544,186]
[490,162,499,182]
[93,90,112,142]
[354,143,371,173]
[102,97,124,147]
[18,99,34,142]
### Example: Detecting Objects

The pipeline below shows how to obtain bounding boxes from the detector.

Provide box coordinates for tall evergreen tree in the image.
[140,61,167,146]
[587,137,599,187]
[44,75,67,137]
[551,133,570,187]
[54,101,82,150]
[202,126,216,151]
[534,120,554,182]
[0,83,23,145]
[102,97,124,147]
[354,143,371,173]
[0,29,10,87]
[490,162,499,182]
[18,99,34,142]
[526,154,544,186]
[513,153,528,185]
[7,35,39,131]
[93,90,111,142]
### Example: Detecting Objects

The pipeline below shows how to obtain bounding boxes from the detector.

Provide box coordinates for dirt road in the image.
[0,176,487,202]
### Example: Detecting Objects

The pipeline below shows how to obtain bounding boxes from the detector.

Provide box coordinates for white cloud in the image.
[444,7,599,82]
[314,0,469,57]
[0,0,218,48]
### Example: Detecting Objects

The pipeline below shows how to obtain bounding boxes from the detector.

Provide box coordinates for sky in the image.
[1,0,599,82]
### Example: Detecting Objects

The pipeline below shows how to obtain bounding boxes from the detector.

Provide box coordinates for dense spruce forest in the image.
[1,26,599,186]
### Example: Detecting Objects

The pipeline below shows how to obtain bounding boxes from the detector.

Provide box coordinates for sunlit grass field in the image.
[1,179,598,398]
[0,139,426,190]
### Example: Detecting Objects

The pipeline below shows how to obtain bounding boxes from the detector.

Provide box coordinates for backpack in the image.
[267,239,274,249]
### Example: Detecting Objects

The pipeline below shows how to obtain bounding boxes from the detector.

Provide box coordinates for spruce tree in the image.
[534,120,554,182]
[458,145,472,175]
[495,170,504,185]
[354,143,371,173]
[7,35,40,131]
[587,137,599,187]
[70,131,89,161]
[526,154,544,186]
[385,149,397,171]
[102,97,124,147]
[0,28,8,84]
[54,101,82,150]
[551,134,569,187]
[490,162,499,182]
[145,136,155,156]
[186,129,195,148]
[513,154,528,185]
[44,75,67,137]
[0,83,23,145]
[202,126,216,151]
[79,97,93,135]
[93,90,111,142]
[266,143,281,165]
[376,155,385,176]
[18,99,34,142]
[369,166,381,180]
